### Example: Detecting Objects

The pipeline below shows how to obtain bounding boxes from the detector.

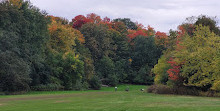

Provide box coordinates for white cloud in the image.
[30,0,220,32]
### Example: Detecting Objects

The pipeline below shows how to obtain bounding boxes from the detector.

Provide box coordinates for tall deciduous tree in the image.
[152,56,170,84]
[0,0,50,92]
[96,56,118,86]
[131,36,161,84]
[113,18,137,30]
[47,16,85,90]
[80,23,114,62]
[174,25,220,90]
[195,15,220,36]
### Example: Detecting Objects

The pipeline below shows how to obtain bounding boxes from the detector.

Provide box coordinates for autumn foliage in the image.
[167,58,181,81]
[2,0,220,95]
[49,16,85,52]
[155,31,168,47]
[72,15,92,29]
[127,25,155,42]
[166,26,186,81]
[72,13,112,29]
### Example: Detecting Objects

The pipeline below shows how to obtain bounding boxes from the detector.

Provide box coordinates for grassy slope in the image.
[0,85,219,111]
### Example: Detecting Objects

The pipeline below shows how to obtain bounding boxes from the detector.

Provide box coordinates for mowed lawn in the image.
[0,85,220,111]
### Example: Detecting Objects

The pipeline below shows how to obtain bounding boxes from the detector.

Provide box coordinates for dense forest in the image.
[0,0,219,95]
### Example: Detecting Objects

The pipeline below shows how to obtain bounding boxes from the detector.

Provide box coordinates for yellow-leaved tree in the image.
[174,25,220,91]
[47,16,85,90]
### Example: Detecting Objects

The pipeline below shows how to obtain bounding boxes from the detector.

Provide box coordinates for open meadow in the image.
[0,85,219,111]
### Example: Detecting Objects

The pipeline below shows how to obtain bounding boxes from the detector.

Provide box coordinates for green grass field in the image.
[0,85,219,111]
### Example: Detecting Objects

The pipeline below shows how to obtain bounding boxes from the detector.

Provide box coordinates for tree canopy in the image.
[1,0,219,94]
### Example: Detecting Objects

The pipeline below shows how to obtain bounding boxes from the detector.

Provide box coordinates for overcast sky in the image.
[30,0,220,32]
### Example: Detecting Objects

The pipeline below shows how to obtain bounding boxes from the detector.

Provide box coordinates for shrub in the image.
[211,80,220,92]
[89,75,101,90]
[154,85,173,94]
[31,84,63,91]
[147,84,173,94]
[172,86,199,96]
[214,92,220,97]
[73,80,89,91]
[108,74,118,86]
[200,90,220,97]
[147,85,157,93]
[148,84,200,96]
[73,80,83,91]
[82,81,89,90]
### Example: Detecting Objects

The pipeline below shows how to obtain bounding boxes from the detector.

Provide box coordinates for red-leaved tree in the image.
[155,31,168,47]
[167,25,186,81]
[72,15,92,29]
[127,25,155,42]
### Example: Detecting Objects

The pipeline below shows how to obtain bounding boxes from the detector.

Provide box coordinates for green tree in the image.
[0,51,31,92]
[107,29,130,61]
[132,36,161,70]
[131,36,162,84]
[115,60,128,83]
[75,39,96,88]
[80,23,114,62]
[195,15,220,36]
[0,0,50,92]
[61,53,84,90]
[96,56,118,86]
[113,18,138,30]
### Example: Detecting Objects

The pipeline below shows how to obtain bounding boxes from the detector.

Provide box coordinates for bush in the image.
[200,90,220,97]
[82,81,89,90]
[147,85,156,93]
[73,80,83,91]
[108,74,118,86]
[73,80,89,91]
[211,80,220,92]
[154,85,173,94]
[31,84,63,91]
[147,84,199,96]
[172,86,199,96]
[134,66,154,85]
[89,75,101,90]
[147,84,173,94]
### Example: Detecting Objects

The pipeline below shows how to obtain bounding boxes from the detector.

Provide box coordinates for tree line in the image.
[0,0,219,94]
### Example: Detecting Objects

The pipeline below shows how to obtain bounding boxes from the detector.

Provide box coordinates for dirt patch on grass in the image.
[207,99,220,102]
[54,100,70,103]
[0,92,112,102]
